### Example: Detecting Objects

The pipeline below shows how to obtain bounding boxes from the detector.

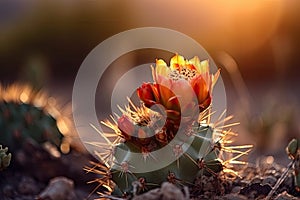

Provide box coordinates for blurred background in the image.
[0,0,299,164]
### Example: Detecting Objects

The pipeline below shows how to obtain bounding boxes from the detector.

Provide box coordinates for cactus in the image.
[0,84,72,153]
[86,55,252,197]
[0,145,11,171]
[286,138,300,192]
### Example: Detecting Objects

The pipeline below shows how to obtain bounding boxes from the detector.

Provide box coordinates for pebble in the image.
[262,175,277,187]
[160,182,187,200]
[250,176,262,184]
[240,183,272,198]
[37,177,77,200]
[133,182,187,200]
[231,186,242,193]
[275,172,283,179]
[224,193,248,200]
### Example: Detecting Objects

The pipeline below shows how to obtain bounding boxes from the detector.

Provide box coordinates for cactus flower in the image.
[115,55,220,151]
[137,54,219,120]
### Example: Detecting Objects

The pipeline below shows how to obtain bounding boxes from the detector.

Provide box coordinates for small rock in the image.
[239,180,249,187]
[231,186,242,193]
[37,177,77,200]
[250,176,262,184]
[133,182,186,200]
[161,182,186,200]
[224,193,247,200]
[274,172,283,179]
[240,183,271,198]
[262,176,277,187]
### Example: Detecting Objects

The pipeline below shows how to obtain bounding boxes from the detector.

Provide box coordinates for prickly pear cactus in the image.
[0,84,71,153]
[0,145,11,171]
[87,55,252,197]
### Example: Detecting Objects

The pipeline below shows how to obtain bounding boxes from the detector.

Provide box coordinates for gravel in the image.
[1,147,299,200]
[133,156,300,200]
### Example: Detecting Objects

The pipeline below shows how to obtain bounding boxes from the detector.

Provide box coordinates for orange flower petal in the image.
[190,75,211,110]
[157,83,178,111]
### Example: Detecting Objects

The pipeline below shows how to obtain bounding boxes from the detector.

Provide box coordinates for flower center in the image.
[168,67,197,81]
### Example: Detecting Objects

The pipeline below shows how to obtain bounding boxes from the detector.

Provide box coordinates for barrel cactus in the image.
[0,84,72,154]
[86,54,252,198]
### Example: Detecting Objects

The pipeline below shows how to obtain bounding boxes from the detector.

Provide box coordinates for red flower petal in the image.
[137,83,159,107]
[190,75,211,111]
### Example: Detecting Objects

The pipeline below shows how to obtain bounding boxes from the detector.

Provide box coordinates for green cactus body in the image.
[286,138,300,192]
[0,101,63,151]
[286,139,300,159]
[0,84,69,153]
[0,145,11,171]
[110,124,222,195]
